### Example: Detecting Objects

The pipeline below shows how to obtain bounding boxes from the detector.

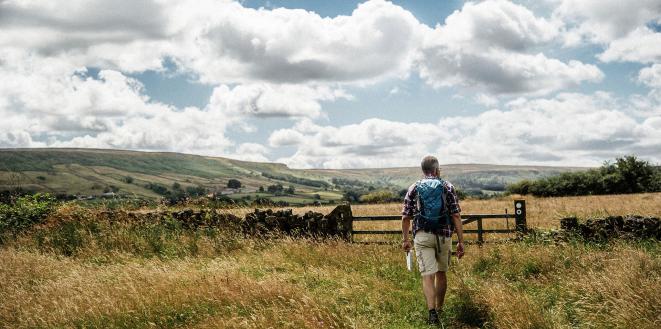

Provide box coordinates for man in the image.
[401,155,464,325]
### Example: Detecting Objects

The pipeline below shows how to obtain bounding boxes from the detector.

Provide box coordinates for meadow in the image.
[0,193,659,328]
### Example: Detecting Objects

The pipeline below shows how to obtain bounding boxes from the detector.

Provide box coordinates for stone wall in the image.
[97,204,354,239]
[560,215,660,241]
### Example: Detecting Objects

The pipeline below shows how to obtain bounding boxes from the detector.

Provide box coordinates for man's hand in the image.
[402,240,412,252]
[401,215,412,252]
[456,242,465,259]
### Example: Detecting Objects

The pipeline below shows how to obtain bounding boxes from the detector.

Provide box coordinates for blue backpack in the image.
[414,178,452,233]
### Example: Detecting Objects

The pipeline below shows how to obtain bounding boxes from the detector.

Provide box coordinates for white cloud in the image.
[1,0,658,167]
[231,143,271,162]
[0,0,173,73]
[638,64,661,88]
[554,0,660,44]
[475,94,499,107]
[417,0,602,95]
[173,0,424,84]
[271,92,660,168]
[268,129,306,147]
[207,83,350,119]
[554,0,661,64]
[0,0,424,84]
[598,28,661,63]
[0,49,232,155]
[630,64,661,117]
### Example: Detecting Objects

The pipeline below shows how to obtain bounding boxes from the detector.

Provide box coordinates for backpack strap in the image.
[414,180,422,216]
[437,178,452,227]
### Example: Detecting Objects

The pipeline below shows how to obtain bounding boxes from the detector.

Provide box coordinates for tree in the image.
[227,179,242,189]
[267,184,284,193]
[124,176,134,184]
[186,185,207,197]
[506,155,659,197]
[285,185,295,194]
[172,182,181,190]
[258,186,264,192]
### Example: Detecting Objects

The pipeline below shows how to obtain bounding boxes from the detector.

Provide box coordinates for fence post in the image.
[514,200,527,233]
[326,204,353,241]
[477,217,484,244]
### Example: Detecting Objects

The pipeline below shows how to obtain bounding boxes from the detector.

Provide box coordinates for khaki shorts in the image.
[414,231,452,275]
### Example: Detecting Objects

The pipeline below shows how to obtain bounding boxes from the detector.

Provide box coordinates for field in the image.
[1,193,660,328]
[0,149,583,203]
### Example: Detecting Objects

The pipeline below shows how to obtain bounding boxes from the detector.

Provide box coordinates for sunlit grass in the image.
[0,193,659,328]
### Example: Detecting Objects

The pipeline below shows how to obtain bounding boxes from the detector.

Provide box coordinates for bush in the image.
[267,184,284,193]
[359,190,399,203]
[146,182,169,195]
[507,155,660,197]
[227,179,242,189]
[0,193,56,236]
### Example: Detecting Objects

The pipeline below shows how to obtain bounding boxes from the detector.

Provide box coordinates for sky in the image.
[1,0,660,169]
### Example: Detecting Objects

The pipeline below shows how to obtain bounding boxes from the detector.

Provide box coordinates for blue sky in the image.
[0,0,659,168]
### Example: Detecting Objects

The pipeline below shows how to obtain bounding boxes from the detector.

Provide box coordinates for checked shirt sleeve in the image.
[401,183,418,217]
[444,181,461,214]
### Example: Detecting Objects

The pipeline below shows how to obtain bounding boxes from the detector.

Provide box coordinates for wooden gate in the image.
[350,200,526,243]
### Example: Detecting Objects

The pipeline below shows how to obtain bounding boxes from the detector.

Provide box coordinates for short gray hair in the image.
[421,155,439,175]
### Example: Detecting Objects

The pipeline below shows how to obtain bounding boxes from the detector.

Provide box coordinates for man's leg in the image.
[435,271,447,310]
[421,273,437,310]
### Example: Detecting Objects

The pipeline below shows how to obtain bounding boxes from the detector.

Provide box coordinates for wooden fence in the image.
[349,200,526,243]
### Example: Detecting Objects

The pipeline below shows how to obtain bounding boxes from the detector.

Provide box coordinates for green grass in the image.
[0,148,585,202]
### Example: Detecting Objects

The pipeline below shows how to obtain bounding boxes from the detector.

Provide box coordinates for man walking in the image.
[401,155,464,325]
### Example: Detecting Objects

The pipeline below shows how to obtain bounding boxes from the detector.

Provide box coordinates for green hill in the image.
[0,148,586,204]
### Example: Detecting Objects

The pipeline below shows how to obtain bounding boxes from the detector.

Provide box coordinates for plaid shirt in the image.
[402,176,461,237]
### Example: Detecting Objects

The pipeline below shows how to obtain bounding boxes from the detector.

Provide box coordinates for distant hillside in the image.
[0,148,586,203]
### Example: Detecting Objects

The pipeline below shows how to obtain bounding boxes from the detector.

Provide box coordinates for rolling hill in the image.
[0,148,586,204]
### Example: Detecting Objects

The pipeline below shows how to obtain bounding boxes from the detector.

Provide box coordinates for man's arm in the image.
[451,213,464,258]
[402,215,412,252]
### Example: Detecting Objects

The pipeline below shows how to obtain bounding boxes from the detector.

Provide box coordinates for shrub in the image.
[507,155,660,197]
[146,182,169,195]
[358,190,399,203]
[266,184,283,193]
[0,193,56,236]
[227,179,242,189]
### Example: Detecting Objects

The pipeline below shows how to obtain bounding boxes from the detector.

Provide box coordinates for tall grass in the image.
[0,193,659,328]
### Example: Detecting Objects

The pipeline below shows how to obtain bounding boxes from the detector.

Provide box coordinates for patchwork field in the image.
[0,148,583,204]
[0,193,659,328]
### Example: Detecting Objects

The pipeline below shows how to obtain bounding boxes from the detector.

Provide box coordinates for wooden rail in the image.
[350,200,526,243]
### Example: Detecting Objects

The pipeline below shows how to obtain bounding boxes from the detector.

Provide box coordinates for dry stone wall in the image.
[560,215,660,241]
[96,204,354,239]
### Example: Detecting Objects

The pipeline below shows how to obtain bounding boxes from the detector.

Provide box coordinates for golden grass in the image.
[248,192,661,243]
[0,193,660,328]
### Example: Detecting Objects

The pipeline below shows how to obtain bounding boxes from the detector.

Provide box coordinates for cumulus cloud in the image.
[0,0,174,72]
[207,84,350,119]
[475,94,499,107]
[1,0,658,167]
[638,64,661,88]
[554,0,661,64]
[630,64,661,117]
[554,0,660,44]
[172,0,424,84]
[232,143,271,162]
[598,28,661,63]
[417,0,602,95]
[271,92,661,168]
[0,49,232,154]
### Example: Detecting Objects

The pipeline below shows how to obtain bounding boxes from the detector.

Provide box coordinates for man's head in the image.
[421,155,440,177]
